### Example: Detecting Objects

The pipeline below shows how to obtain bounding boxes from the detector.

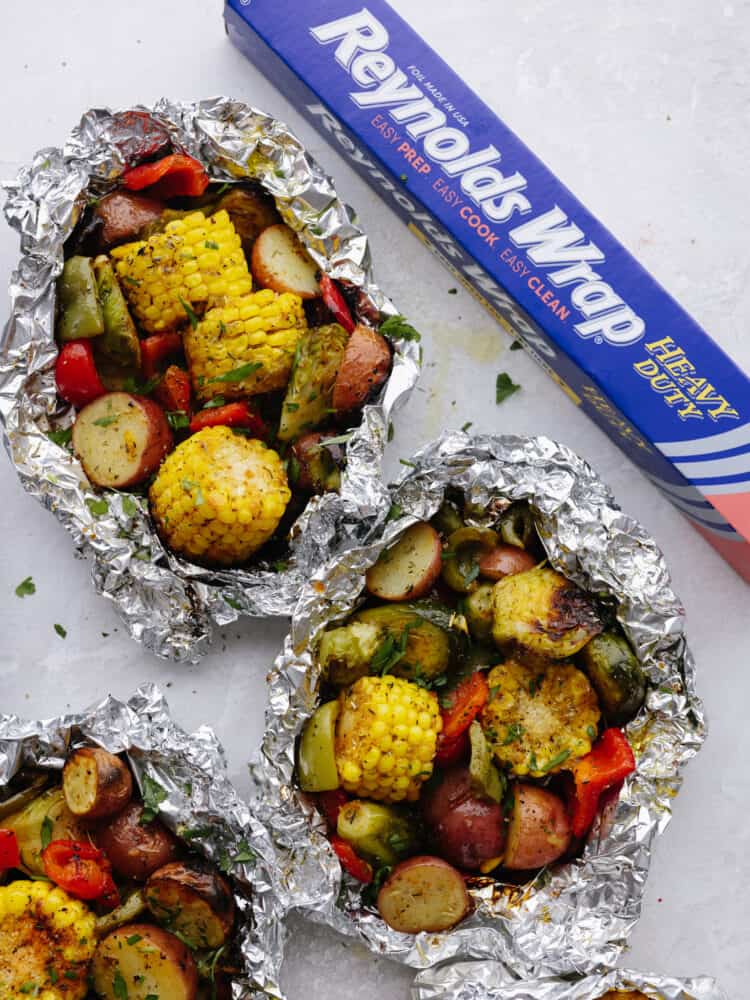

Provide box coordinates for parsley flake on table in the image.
[495,372,521,404]
[54,624,67,639]
[15,576,36,598]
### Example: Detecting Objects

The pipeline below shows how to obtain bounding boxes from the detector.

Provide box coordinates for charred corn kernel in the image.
[184,288,307,402]
[110,209,252,333]
[335,676,441,803]
[149,426,290,566]
[0,880,96,999]
[481,659,600,777]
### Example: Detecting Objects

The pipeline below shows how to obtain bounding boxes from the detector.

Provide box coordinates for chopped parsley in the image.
[361,864,392,907]
[223,594,243,611]
[181,479,204,506]
[528,674,544,697]
[126,933,142,945]
[113,969,128,999]
[387,421,394,442]
[47,427,73,447]
[178,295,200,330]
[285,402,299,412]
[92,414,120,428]
[502,723,525,745]
[586,725,598,741]
[218,839,256,873]
[121,495,139,518]
[379,314,421,343]
[461,421,473,433]
[15,576,36,598]
[54,624,67,639]
[510,340,524,351]
[40,815,53,850]
[540,749,570,773]
[386,503,404,523]
[399,458,416,468]
[208,361,263,384]
[167,410,190,430]
[204,240,220,250]
[85,497,109,517]
[496,372,521,405]
[140,774,168,824]
[371,622,418,677]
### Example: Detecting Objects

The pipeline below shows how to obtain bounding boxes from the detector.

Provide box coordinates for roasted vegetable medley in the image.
[54,149,400,567]
[296,495,645,934]
[0,746,243,999]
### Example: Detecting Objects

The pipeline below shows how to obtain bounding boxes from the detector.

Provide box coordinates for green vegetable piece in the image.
[352,604,451,681]
[92,256,141,375]
[2,788,83,875]
[298,700,341,792]
[498,503,535,550]
[578,631,647,726]
[57,256,104,341]
[94,890,147,938]
[441,527,499,594]
[318,622,382,688]
[468,721,505,803]
[430,500,464,537]
[463,584,495,643]
[336,799,420,867]
[278,324,349,442]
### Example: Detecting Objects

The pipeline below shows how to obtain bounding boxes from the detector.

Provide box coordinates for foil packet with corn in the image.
[250,432,705,976]
[1,99,420,659]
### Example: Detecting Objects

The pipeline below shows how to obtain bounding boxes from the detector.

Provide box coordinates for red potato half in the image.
[332,324,391,413]
[251,223,320,299]
[503,784,572,870]
[62,747,132,820]
[422,768,505,871]
[73,391,172,489]
[365,522,442,602]
[377,855,470,934]
[478,544,537,581]
[146,861,235,949]
[96,802,178,880]
[92,924,198,1000]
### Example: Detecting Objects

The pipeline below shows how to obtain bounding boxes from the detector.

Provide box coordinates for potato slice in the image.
[73,391,173,489]
[92,924,198,1000]
[332,324,391,413]
[503,784,571,870]
[96,802,178,880]
[365,522,442,601]
[377,855,469,933]
[478,545,536,581]
[63,747,132,820]
[251,223,320,299]
[146,862,235,949]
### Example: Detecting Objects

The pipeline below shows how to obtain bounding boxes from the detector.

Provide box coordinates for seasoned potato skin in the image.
[332,323,391,413]
[146,861,235,949]
[62,746,133,820]
[481,659,600,777]
[491,566,602,658]
[96,801,178,879]
[92,923,198,1000]
[503,784,572,870]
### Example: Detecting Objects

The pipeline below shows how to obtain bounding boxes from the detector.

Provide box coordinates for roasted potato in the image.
[94,190,165,249]
[146,861,235,950]
[503,784,572,870]
[96,802,178,880]
[92,924,198,1000]
[491,566,602,658]
[478,544,536,581]
[215,186,281,256]
[482,659,600,777]
[3,787,86,875]
[365,522,443,602]
[578,631,647,726]
[278,323,349,442]
[62,746,133,820]
[422,767,505,872]
[377,856,470,933]
[252,223,320,299]
[332,323,391,413]
[352,603,451,681]
[73,391,173,489]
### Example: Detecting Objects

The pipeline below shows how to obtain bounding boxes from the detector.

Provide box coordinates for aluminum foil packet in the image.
[411,960,729,1000]
[1,97,420,661]
[251,431,705,977]
[0,684,285,998]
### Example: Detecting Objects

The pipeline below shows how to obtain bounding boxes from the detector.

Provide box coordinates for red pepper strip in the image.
[42,840,120,908]
[319,274,355,333]
[189,401,268,437]
[55,341,107,409]
[440,671,490,744]
[0,829,20,870]
[122,154,209,200]
[155,365,191,414]
[317,789,349,831]
[140,332,184,379]
[569,728,636,837]
[330,836,373,884]
[434,728,470,768]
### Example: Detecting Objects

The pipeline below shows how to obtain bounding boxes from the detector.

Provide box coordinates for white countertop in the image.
[1,1,747,997]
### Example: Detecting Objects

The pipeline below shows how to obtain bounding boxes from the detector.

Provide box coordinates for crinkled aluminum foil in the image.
[1,97,420,661]
[0,683,285,999]
[411,960,728,1000]
[251,431,705,977]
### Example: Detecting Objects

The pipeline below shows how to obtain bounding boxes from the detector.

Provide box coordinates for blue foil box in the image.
[226,0,750,581]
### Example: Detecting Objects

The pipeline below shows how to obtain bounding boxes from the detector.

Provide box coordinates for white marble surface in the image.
[1,1,747,997]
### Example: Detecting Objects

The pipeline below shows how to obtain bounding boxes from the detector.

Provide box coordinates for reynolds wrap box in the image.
[225,0,750,582]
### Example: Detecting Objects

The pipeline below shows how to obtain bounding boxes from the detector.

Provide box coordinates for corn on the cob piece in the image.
[149,426,290,566]
[0,879,96,999]
[481,659,599,777]
[184,288,307,402]
[110,209,252,333]
[335,676,442,803]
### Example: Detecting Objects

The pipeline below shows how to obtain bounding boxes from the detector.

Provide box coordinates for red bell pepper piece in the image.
[122,153,209,200]
[434,728,470,768]
[439,671,490,744]
[42,840,120,908]
[140,332,184,379]
[330,835,373,884]
[0,829,20,870]
[189,401,268,437]
[155,365,191,414]
[319,274,355,333]
[55,341,107,409]
[317,789,349,831]
[569,728,636,837]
